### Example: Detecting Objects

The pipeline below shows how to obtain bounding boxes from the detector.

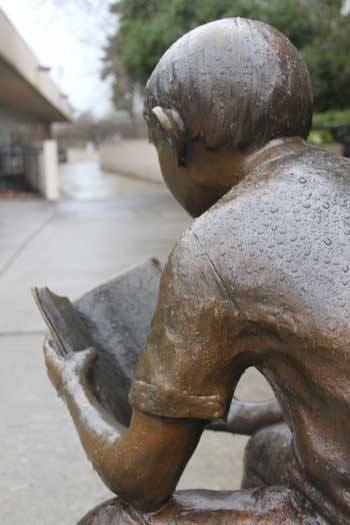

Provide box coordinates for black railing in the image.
[0,144,41,193]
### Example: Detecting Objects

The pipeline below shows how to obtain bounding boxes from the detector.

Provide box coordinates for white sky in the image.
[0,0,115,116]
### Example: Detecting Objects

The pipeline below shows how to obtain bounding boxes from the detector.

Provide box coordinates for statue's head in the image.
[144,18,313,217]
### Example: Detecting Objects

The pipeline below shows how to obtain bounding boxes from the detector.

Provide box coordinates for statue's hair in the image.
[144,18,313,150]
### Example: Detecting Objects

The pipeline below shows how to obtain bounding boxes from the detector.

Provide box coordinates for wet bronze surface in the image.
[34,17,350,525]
[78,488,325,524]
[143,18,312,218]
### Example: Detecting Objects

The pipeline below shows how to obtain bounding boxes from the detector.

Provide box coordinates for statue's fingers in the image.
[81,347,97,367]
[68,347,97,375]
[43,341,65,391]
[43,341,64,372]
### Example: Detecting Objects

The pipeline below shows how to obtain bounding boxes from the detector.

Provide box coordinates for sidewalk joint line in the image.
[0,330,47,337]
[0,211,56,278]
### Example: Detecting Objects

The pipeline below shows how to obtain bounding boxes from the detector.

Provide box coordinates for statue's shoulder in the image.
[188,148,350,324]
[193,146,350,239]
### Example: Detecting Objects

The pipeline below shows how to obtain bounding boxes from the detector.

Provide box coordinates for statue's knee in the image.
[242,430,268,488]
[242,423,291,489]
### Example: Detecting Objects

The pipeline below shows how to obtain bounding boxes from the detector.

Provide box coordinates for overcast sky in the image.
[2,0,350,117]
[0,0,115,116]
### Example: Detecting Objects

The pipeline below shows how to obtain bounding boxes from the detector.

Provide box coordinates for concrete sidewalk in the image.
[0,194,188,524]
[1,190,272,524]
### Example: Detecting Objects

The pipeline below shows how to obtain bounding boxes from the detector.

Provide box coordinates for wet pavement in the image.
[59,160,165,200]
[1,162,272,524]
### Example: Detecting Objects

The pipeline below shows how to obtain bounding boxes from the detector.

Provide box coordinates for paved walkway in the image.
[1,163,272,524]
[59,159,165,200]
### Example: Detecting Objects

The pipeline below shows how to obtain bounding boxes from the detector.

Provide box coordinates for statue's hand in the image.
[44,342,96,396]
[208,398,283,436]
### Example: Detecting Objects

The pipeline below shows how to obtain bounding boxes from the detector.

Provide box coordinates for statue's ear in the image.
[152,106,187,166]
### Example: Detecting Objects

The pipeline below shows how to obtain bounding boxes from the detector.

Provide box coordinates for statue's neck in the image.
[243,137,308,175]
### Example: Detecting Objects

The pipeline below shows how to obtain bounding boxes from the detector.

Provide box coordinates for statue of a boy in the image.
[42,18,350,524]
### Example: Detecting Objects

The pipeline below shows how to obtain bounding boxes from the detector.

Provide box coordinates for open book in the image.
[33,258,163,427]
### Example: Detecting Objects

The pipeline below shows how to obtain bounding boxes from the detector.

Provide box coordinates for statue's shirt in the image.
[130,146,350,525]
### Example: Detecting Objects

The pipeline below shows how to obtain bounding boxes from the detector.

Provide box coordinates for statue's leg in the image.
[78,498,148,525]
[241,423,291,489]
[78,487,323,524]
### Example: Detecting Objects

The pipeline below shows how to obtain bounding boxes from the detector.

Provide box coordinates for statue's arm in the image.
[44,344,204,512]
[208,398,283,435]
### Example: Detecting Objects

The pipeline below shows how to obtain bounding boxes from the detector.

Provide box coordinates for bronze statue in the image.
[34,17,350,524]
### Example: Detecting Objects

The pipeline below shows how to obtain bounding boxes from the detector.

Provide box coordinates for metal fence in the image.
[0,144,41,193]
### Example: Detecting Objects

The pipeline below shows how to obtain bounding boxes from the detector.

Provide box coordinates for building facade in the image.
[0,9,72,198]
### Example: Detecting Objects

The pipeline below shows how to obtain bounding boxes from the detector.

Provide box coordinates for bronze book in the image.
[33,258,163,427]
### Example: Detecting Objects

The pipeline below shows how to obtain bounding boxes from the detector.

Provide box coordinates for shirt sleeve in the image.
[129,229,241,421]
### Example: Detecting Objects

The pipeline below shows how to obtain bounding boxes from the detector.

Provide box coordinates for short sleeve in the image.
[129,229,240,421]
